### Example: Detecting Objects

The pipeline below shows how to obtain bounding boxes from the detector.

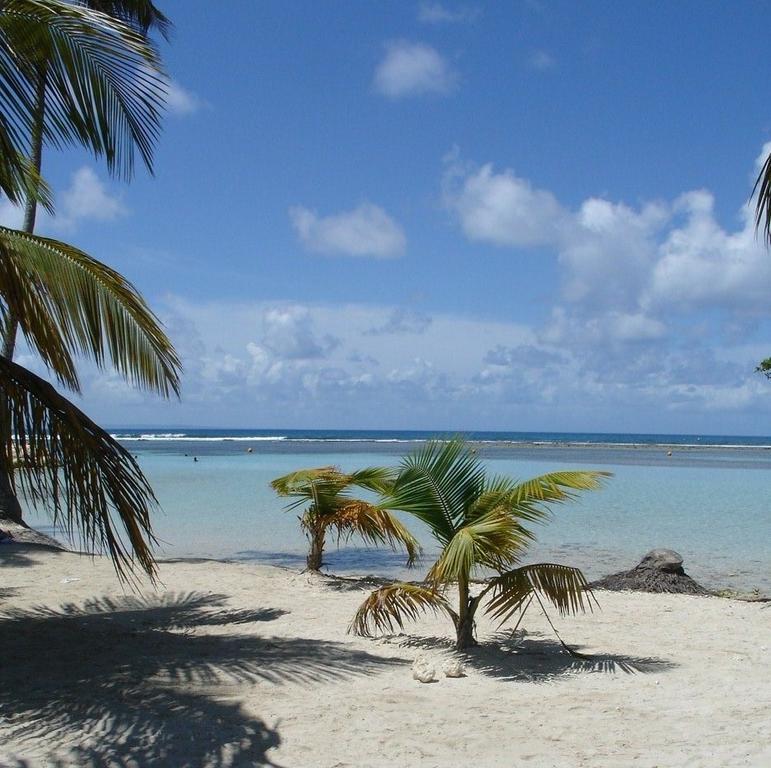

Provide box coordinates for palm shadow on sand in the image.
[0,592,404,767]
[390,630,676,682]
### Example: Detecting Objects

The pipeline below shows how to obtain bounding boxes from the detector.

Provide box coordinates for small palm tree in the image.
[271,466,420,572]
[351,439,610,650]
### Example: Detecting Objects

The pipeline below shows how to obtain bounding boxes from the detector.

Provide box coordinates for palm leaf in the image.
[83,0,171,39]
[427,508,533,585]
[328,500,420,566]
[0,0,165,179]
[754,149,771,247]
[0,226,181,396]
[0,355,157,581]
[350,583,456,637]
[498,470,611,525]
[383,438,486,544]
[484,562,596,626]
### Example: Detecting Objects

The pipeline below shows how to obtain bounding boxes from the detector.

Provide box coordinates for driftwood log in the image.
[589,549,708,595]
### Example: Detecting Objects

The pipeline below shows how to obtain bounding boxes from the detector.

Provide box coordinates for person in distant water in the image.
[193,456,198,463]
[247,447,253,453]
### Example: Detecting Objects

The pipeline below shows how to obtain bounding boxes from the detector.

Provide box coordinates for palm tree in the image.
[271,466,420,572]
[0,1,180,579]
[1,0,169,360]
[351,439,609,650]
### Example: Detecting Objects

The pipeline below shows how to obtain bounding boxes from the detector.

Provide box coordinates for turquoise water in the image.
[24,431,771,593]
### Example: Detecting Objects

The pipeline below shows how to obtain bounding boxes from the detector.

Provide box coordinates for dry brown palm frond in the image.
[332,501,420,566]
[350,582,456,637]
[483,562,596,626]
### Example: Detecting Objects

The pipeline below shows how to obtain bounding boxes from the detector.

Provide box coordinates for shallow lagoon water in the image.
[24,434,771,594]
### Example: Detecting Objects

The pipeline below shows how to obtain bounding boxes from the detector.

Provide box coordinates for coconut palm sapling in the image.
[271,466,420,572]
[351,439,610,650]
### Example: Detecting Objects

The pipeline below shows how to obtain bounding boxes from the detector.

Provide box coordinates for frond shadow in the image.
[384,630,676,682]
[0,592,403,766]
[0,545,59,569]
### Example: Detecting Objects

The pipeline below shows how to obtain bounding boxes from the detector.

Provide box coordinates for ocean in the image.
[23,429,771,594]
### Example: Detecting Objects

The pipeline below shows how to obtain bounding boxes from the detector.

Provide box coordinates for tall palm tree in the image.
[0,1,180,579]
[1,0,168,360]
[271,466,420,572]
[351,439,609,650]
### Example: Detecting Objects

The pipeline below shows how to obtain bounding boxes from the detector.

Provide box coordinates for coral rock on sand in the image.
[589,548,708,595]
[412,655,436,683]
[442,659,465,678]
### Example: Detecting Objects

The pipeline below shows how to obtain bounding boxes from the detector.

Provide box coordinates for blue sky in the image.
[6,0,771,433]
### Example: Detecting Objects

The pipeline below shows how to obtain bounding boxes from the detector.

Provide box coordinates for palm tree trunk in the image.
[454,573,478,650]
[306,521,325,571]
[0,66,46,525]
[2,66,46,359]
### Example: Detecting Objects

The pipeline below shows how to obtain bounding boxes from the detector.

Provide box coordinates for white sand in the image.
[0,547,769,768]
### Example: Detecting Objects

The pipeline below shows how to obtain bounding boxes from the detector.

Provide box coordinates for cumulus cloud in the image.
[165,79,204,116]
[445,161,565,246]
[446,150,771,321]
[0,166,125,234]
[374,41,456,98]
[365,308,432,336]
[290,203,406,258]
[529,50,556,70]
[417,2,479,24]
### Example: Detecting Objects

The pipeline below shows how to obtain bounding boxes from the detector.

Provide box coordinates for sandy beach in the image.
[1,546,769,768]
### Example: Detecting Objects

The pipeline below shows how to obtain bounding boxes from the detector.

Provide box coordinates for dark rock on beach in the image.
[589,548,709,595]
[0,518,68,551]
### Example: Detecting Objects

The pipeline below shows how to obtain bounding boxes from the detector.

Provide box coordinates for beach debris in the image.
[589,548,708,594]
[442,659,465,678]
[412,654,437,683]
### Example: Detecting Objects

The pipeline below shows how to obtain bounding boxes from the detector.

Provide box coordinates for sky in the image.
[5,0,771,434]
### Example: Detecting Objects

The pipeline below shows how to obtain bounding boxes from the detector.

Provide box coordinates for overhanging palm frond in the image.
[0,226,181,396]
[754,149,771,247]
[350,583,456,637]
[330,500,420,566]
[484,562,596,626]
[0,0,165,178]
[0,356,157,580]
[84,0,171,39]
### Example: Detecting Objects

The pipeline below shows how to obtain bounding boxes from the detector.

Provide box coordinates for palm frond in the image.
[753,149,771,247]
[329,500,420,566]
[501,470,611,524]
[83,0,171,39]
[427,509,533,584]
[0,0,165,178]
[350,582,455,637]
[0,356,157,581]
[484,563,596,626]
[0,226,181,395]
[383,438,486,544]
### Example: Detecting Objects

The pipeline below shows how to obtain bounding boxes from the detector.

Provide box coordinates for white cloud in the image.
[374,41,456,98]
[529,50,556,70]
[417,2,478,24]
[0,167,125,234]
[0,197,24,229]
[290,203,406,258]
[165,79,204,116]
[57,167,126,228]
[445,162,565,246]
